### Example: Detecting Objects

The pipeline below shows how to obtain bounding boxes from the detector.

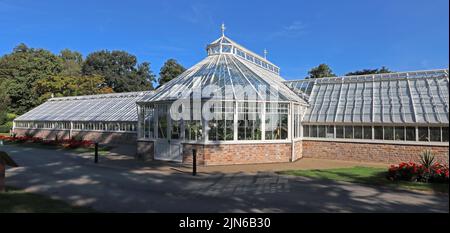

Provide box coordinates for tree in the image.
[306,64,336,79]
[0,82,11,125]
[82,50,155,92]
[59,49,83,76]
[158,59,186,86]
[0,43,63,114]
[345,66,392,76]
[34,75,113,103]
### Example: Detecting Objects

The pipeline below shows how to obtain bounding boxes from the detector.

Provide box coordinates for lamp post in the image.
[192,149,197,176]
[94,142,99,163]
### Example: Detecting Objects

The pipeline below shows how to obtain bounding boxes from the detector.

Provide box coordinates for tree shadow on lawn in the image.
[280,167,449,194]
[0,187,94,213]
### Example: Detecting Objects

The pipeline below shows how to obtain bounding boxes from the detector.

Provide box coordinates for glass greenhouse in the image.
[12,26,449,165]
[136,33,309,161]
[14,92,153,141]
[285,69,449,143]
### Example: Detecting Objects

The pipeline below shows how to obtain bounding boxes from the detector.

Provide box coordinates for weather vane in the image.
[221,23,226,36]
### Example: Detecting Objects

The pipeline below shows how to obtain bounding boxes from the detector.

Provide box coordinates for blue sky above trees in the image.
[0,0,448,80]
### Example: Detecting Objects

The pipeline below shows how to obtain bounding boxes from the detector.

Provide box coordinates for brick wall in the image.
[182,142,297,166]
[14,128,70,141]
[72,131,136,144]
[182,144,206,165]
[302,140,449,164]
[136,140,154,161]
[13,128,136,145]
[293,140,303,161]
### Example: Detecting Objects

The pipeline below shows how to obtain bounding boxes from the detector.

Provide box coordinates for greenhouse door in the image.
[154,104,182,162]
[154,139,182,162]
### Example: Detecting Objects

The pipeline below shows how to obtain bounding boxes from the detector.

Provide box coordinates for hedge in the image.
[0,124,11,133]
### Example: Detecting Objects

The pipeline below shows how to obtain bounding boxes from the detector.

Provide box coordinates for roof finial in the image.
[264,49,268,60]
[221,23,226,36]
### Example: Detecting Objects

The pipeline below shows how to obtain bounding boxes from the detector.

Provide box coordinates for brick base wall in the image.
[182,144,206,165]
[302,140,449,164]
[13,128,137,145]
[136,140,154,161]
[182,142,301,166]
[293,140,302,161]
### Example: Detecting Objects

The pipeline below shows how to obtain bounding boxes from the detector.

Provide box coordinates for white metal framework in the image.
[285,69,449,144]
[14,91,153,133]
[141,35,304,103]
[285,69,449,125]
[12,26,448,148]
[137,31,308,145]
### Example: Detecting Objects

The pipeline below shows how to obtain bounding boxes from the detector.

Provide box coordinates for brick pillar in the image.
[0,162,5,192]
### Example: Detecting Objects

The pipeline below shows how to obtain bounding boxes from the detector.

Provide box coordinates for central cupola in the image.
[206,24,281,75]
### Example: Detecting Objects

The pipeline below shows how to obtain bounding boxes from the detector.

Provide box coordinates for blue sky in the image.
[0,0,448,81]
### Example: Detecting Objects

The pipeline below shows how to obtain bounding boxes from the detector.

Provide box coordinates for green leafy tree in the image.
[34,75,113,103]
[0,43,63,114]
[82,50,155,92]
[0,82,11,125]
[158,59,186,87]
[59,49,83,76]
[345,66,392,76]
[306,64,336,79]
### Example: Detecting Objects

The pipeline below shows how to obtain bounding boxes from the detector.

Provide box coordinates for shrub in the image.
[0,125,10,133]
[31,137,43,143]
[60,138,94,149]
[4,121,13,128]
[72,135,84,141]
[420,150,436,169]
[9,136,33,143]
[388,161,449,183]
[6,113,17,121]
[429,163,449,183]
[388,162,425,182]
[41,139,58,146]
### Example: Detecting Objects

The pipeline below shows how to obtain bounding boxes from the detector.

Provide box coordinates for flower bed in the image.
[388,161,449,184]
[60,139,94,149]
[0,135,94,149]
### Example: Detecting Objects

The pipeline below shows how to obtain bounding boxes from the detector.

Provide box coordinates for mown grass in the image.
[279,166,449,193]
[0,187,95,213]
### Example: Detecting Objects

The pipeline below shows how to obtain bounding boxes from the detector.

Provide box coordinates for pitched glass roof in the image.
[15,91,154,122]
[284,69,449,124]
[207,35,281,76]
[141,35,305,104]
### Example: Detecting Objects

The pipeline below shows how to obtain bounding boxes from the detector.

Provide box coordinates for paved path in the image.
[1,145,448,213]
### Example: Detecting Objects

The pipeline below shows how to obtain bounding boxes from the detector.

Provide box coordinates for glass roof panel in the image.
[15,91,153,122]
[285,69,449,124]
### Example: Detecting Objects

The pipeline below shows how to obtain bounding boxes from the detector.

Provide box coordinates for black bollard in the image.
[94,142,99,163]
[192,149,197,176]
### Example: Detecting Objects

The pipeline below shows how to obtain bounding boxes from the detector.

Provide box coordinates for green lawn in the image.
[279,166,449,193]
[0,187,94,213]
[0,132,9,136]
